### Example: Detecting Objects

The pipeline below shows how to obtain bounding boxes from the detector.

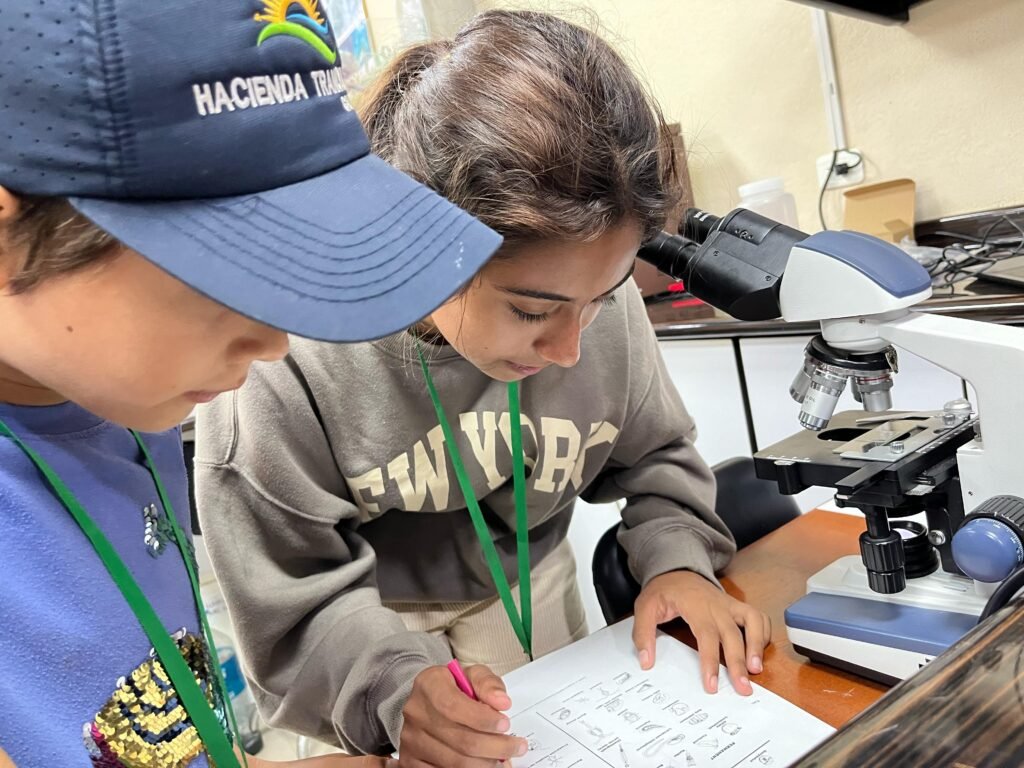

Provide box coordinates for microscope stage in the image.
[754,410,976,502]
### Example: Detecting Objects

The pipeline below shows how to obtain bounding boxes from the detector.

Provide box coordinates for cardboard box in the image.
[842,179,916,242]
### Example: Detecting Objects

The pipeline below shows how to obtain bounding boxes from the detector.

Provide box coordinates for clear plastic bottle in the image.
[212,626,264,755]
[738,177,799,228]
[197,536,264,755]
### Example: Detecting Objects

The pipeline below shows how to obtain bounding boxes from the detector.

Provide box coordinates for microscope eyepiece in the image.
[636,231,700,281]
[682,208,721,243]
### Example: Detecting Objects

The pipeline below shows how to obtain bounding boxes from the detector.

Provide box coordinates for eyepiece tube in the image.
[637,231,701,281]
[683,208,721,244]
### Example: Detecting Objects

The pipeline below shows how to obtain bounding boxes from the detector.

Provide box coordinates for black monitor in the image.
[788,1,931,23]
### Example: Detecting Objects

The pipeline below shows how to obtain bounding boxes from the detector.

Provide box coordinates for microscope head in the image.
[778,230,933,323]
[639,207,933,431]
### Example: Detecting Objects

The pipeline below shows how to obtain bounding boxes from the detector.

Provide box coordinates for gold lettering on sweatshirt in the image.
[459,411,506,491]
[497,412,539,472]
[343,412,619,511]
[534,417,582,493]
[386,424,449,511]
[346,468,386,514]
[570,421,621,491]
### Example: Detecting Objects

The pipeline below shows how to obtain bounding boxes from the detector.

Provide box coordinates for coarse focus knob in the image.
[953,496,1024,583]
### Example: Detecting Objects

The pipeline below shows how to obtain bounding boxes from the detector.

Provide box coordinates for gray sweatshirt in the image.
[193,280,734,755]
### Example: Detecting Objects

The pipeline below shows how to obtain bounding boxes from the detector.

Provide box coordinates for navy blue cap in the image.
[0,1,501,341]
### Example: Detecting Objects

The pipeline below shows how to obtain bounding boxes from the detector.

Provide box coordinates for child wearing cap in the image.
[195,10,773,768]
[0,1,500,766]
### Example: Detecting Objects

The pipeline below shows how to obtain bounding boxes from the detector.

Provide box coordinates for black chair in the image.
[591,456,800,624]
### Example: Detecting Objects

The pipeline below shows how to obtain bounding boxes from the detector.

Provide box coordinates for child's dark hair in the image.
[0,197,116,293]
[360,10,679,250]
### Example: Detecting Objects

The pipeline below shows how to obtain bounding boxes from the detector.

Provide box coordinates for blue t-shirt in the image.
[0,401,213,767]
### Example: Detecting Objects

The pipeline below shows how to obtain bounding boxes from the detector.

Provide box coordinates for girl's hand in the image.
[398,663,528,767]
[632,570,771,696]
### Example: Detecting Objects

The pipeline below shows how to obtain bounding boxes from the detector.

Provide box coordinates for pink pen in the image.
[448,659,516,765]
[447,659,478,700]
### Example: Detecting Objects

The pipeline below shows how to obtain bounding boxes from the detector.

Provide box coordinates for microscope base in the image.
[784,557,986,685]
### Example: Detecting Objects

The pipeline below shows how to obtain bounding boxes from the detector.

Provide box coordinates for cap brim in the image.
[69,155,502,342]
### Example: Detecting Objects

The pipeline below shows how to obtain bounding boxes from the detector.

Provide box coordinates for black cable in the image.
[843,153,864,171]
[817,149,864,231]
[1003,215,1024,248]
[934,230,1013,245]
[925,214,1024,296]
[818,149,839,231]
[934,218,1024,247]
[979,564,1024,623]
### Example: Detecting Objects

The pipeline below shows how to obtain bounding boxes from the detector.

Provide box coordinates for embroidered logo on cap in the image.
[254,0,338,65]
[191,1,350,117]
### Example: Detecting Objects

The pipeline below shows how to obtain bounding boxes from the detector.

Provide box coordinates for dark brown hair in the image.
[0,196,116,293]
[360,10,679,250]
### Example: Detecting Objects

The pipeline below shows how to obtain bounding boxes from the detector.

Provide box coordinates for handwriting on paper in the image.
[503,620,833,767]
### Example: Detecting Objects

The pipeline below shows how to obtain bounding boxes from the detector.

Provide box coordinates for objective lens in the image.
[850,378,863,403]
[855,371,894,412]
[789,357,816,403]
[799,365,848,431]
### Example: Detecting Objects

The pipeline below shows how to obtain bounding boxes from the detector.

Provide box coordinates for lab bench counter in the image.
[650,277,1024,340]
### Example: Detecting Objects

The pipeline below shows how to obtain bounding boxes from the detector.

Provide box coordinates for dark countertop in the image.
[651,277,1024,340]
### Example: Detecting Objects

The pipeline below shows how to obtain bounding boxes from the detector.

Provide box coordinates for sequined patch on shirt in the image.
[83,629,226,767]
[143,503,175,558]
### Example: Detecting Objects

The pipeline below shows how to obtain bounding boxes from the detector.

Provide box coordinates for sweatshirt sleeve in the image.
[581,283,736,588]
[193,355,451,755]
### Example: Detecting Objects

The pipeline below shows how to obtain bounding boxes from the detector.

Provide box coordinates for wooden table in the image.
[667,509,887,728]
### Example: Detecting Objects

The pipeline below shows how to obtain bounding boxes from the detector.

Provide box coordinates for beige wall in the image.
[478,0,1024,232]
[364,0,478,57]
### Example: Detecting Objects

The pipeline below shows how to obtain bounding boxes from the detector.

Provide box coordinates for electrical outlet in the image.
[816,149,865,190]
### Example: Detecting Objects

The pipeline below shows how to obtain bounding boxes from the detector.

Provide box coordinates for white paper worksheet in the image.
[502,620,834,768]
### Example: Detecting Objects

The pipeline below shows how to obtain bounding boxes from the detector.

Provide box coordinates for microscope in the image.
[639,208,1024,685]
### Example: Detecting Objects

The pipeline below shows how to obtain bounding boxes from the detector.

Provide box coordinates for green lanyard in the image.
[0,417,245,768]
[416,346,533,660]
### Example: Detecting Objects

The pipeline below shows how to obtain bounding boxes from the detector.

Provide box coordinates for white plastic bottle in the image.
[738,177,799,228]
